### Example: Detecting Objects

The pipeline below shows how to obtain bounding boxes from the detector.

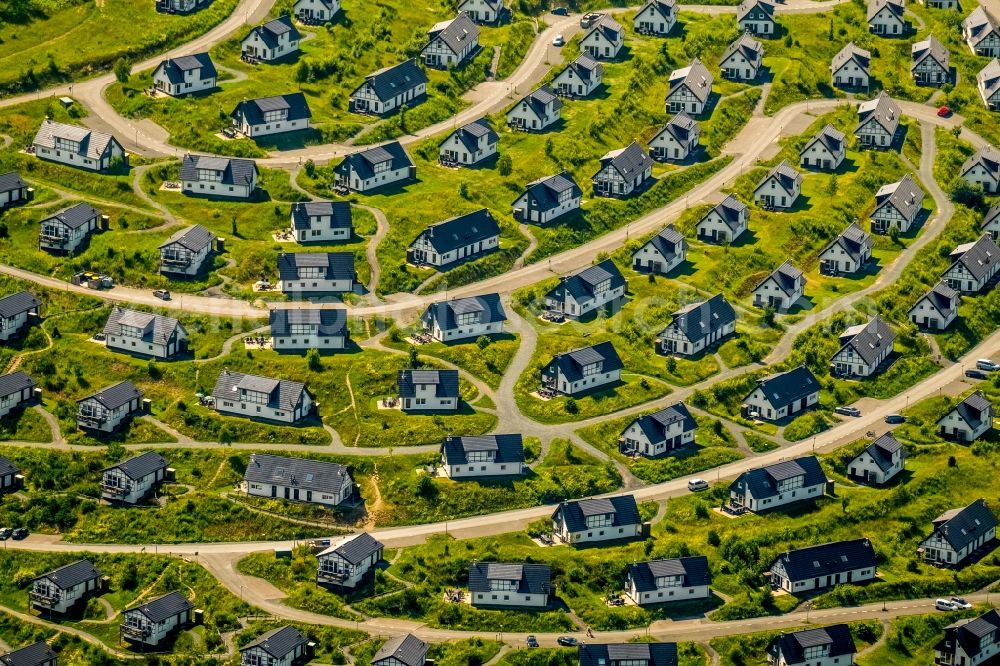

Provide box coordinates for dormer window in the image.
[54,137,80,152]
[298,266,325,279]
[594,278,611,293]
[582,362,602,377]
[466,450,495,463]
[120,324,144,339]
[198,168,222,182]
[263,109,287,123]
[584,513,612,528]
[456,312,480,326]
[240,389,268,405]
[777,475,804,492]
[489,578,518,591]
[373,160,391,174]
[802,645,830,660]
[290,323,314,335]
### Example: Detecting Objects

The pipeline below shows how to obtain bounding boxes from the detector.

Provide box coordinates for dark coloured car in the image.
[551,6,568,15]
[0,528,10,540]
[966,369,988,380]
[11,528,28,540]
[557,637,580,647]
[884,414,906,424]
[527,636,539,648]
[835,406,861,417]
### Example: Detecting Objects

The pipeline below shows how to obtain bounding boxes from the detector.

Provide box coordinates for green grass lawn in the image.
[711,621,883,665]
[383,328,521,390]
[0,407,50,443]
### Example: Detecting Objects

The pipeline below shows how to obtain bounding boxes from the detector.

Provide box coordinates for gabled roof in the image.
[232,93,311,125]
[32,119,120,160]
[584,14,623,43]
[79,380,142,411]
[938,390,993,433]
[459,0,503,11]
[598,141,653,181]
[213,369,310,412]
[553,495,641,532]
[373,634,427,666]
[579,644,678,666]
[269,308,348,337]
[444,118,499,154]
[831,42,871,73]
[352,59,428,102]
[241,625,309,659]
[411,209,501,255]
[638,0,676,21]
[0,372,33,400]
[772,538,877,582]
[103,307,185,346]
[159,224,215,252]
[737,0,775,21]
[397,369,460,398]
[442,434,524,466]
[731,454,826,499]
[43,202,101,230]
[769,625,857,664]
[867,0,904,21]
[911,34,949,71]
[246,15,300,49]
[0,172,26,193]
[277,252,355,282]
[0,454,16,479]
[938,610,1000,658]
[947,233,1000,282]
[291,201,352,231]
[0,641,57,666]
[964,6,1000,46]
[0,291,40,319]
[335,141,414,180]
[468,561,551,594]
[244,453,351,494]
[721,33,763,66]
[516,171,582,212]
[511,85,563,119]
[156,52,216,84]
[757,160,801,195]
[747,366,819,410]
[701,194,747,232]
[34,559,101,590]
[978,59,1000,99]
[836,315,895,366]
[318,532,384,565]
[545,259,626,305]
[856,91,901,136]
[667,58,713,103]
[102,451,168,481]
[962,144,1000,181]
[180,153,258,187]
[803,124,846,157]
[913,281,959,316]
[125,590,192,623]
[875,174,924,222]
[822,222,871,265]
[627,556,709,592]
[421,293,506,332]
[625,402,696,443]
[543,341,624,383]
[653,111,699,149]
[660,293,735,344]
[929,498,998,551]
[427,13,480,55]
[558,53,603,83]
[849,432,904,473]
[758,259,803,296]
[641,224,688,263]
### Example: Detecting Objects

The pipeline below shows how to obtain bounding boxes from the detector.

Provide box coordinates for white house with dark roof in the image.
[180,154,259,200]
[121,591,192,647]
[0,455,19,493]
[420,293,506,342]
[752,260,804,311]
[32,120,126,172]
[552,495,642,544]
[269,308,349,351]
[633,224,687,274]
[737,0,776,35]
[512,171,582,223]
[753,160,802,209]
[243,453,353,506]
[619,402,696,457]
[159,224,215,276]
[697,194,748,243]
[909,281,960,330]
[665,59,713,115]
[30,560,102,615]
[0,172,29,210]
[240,626,311,666]
[77,381,143,434]
[543,259,626,319]
[372,634,428,666]
[581,14,623,60]
[819,222,872,275]
[507,86,562,131]
[407,209,500,268]
[943,233,1000,293]
[333,141,414,192]
[728,454,827,511]
[964,7,1000,57]
[0,641,56,666]
[911,35,950,85]
[152,53,216,96]
[650,112,700,162]
[868,0,907,35]
[800,124,846,171]
[441,434,524,478]
[720,33,763,81]
[831,42,871,89]
[39,203,101,254]
[770,539,878,593]
[0,292,41,342]
[919,498,997,565]
[422,13,479,69]
[278,252,356,294]
[768,625,857,666]
[742,366,820,422]
[317,532,384,588]
[469,562,551,607]
[159,0,210,11]
[922,0,957,8]
[625,557,709,605]
[541,341,623,396]
[855,91,901,148]
[0,372,35,422]
[634,0,677,35]
[458,0,504,23]
[213,370,314,424]
[935,610,1000,666]
[961,144,1000,194]
[242,15,301,62]
[579,644,679,666]
[593,142,653,198]
[103,307,188,360]
[552,54,603,98]
[984,203,1000,240]
[290,201,352,243]
[656,293,736,356]
[847,432,905,484]
[397,369,460,411]
[101,451,168,504]
[871,174,923,234]
[294,0,340,22]
[349,60,428,115]
[937,391,994,442]
[830,316,895,377]
[231,93,311,138]
[439,119,499,166]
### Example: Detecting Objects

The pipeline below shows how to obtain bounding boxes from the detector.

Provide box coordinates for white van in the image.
[688,479,709,492]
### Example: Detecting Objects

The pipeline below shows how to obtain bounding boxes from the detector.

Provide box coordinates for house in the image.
[0,372,35,421]
[911,35,950,85]
[752,260,805,311]
[729,455,827,512]
[0,172,29,210]
[0,455,19,493]
[180,154,259,200]
[871,174,924,234]
[333,141,414,192]
[269,307,349,351]
[618,402,696,457]
[243,453,353,506]
[397,369,460,411]
[800,124,846,170]
[212,370,315,424]
[737,0,776,36]
[592,142,653,198]
[278,252,356,294]
[649,112,700,162]
[984,202,1000,239]
[741,365,820,422]
[101,451,167,504]
[240,626,311,666]
[231,93,311,138]
[439,119,499,166]
[831,42,871,89]
[937,391,994,442]
[120,591,192,647]
[830,315,895,377]
[506,86,562,131]
[458,0,505,23]
[157,0,209,12]
[634,0,677,35]
[632,224,688,274]
[543,259,626,319]
[580,14,624,60]
[552,54,604,98]
[919,498,998,565]
[909,281,960,330]
[0,642,56,666]
[656,293,736,356]
[541,342,624,396]
[696,194,748,243]
[440,434,525,478]
[753,160,802,209]
[290,201,352,243]
[963,7,1000,57]
[665,59,713,115]
[819,222,872,275]
[468,562,551,607]
[921,0,957,8]
[768,625,857,666]
[847,432,905,484]
[407,209,501,268]
[855,91,901,149]
[32,119,126,172]
[372,635,428,666]
[512,171,582,223]
[720,33,764,81]
[422,13,480,69]
[294,0,340,22]
[242,15,300,62]
[868,0,906,36]
[159,224,215,276]
[30,560,102,615]
[961,144,1000,194]
[39,203,101,254]
[77,381,144,434]
[0,291,40,342]
[152,53,216,97]
[935,610,1000,666]
[102,307,188,360]
[349,60,428,115]
[943,233,1000,293]
[552,495,642,544]
[625,557,709,605]
[420,293,507,342]
[580,644,678,666]
[317,532,384,588]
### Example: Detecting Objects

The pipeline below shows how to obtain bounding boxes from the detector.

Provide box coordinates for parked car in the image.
[557,637,581,647]
[835,406,861,417]
[527,636,539,648]
[966,369,988,380]
[688,478,709,492]
[937,106,952,118]
[552,34,565,46]
[153,289,171,300]
[11,528,28,540]
[977,359,1000,371]
[936,598,959,611]
[551,6,568,14]
[951,596,973,609]
[0,528,10,540]
[884,414,906,424]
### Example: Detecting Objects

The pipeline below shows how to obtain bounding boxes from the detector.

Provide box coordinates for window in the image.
[197,168,222,182]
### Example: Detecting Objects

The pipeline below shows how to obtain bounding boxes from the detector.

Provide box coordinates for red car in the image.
[937,106,951,118]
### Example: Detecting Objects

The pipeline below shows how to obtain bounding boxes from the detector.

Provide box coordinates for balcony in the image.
[122,624,152,639]
[29,590,60,608]
[40,233,69,246]
[160,254,193,267]
[101,484,129,497]
[317,569,349,583]
[78,412,108,428]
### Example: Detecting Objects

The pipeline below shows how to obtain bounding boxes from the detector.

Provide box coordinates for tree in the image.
[476,335,491,350]
[951,179,986,210]
[408,345,420,368]
[497,153,512,176]
[303,159,316,178]
[306,348,323,372]
[113,58,131,84]
[295,61,310,84]
[565,397,578,414]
